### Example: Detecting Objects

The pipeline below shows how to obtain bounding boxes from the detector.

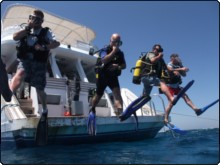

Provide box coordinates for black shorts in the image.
[96,74,120,96]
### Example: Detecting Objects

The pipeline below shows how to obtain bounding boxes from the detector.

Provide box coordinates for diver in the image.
[163,53,202,123]
[10,9,60,117]
[88,33,126,135]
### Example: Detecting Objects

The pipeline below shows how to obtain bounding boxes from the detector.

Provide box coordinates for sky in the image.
[1,1,219,130]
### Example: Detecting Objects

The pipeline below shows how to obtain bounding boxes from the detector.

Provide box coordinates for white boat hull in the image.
[1,115,164,149]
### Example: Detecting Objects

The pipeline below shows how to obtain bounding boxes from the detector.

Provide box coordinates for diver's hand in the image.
[27,21,35,29]
[112,46,119,54]
[34,43,46,51]
[109,64,119,71]
[158,52,163,59]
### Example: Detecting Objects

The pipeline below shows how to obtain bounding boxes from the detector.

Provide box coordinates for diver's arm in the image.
[13,28,30,41]
[150,52,163,64]
[102,46,119,64]
[13,22,34,41]
[167,65,188,77]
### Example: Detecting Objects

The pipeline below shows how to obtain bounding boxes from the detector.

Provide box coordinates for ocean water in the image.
[1,128,219,164]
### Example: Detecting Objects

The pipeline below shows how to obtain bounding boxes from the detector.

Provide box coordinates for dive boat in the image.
[1,4,165,149]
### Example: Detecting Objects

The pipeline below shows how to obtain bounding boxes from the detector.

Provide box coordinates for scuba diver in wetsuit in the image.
[87,33,126,135]
[91,33,126,116]
[163,53,202,122]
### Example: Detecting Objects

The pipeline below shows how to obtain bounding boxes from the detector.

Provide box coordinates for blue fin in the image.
[119,95,151,121]
[87,111,96,136]
[172,80,194,105]
[197,99,219,116]
[166,122,187,135]
[133,112,139,131]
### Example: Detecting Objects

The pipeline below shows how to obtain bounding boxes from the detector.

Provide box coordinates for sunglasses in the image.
[110,40,122,46]
[111,40,119,43]
[29,15,42,22]
[155,48,163,53]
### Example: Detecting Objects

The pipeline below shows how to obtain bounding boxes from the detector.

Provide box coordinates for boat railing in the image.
[75,40,98,53]
[45,77,97,98]
[1,95,26,123]
[149,93,166,116]
[103,92,115,116]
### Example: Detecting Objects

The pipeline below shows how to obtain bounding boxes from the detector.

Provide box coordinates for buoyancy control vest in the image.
[132,52,161,84]
[16,27,50,63]
[161,63,182,84]
[95,46,124,78]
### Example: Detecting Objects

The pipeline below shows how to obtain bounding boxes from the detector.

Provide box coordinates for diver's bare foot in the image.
[114,109,123,116]
[164,118,169,125]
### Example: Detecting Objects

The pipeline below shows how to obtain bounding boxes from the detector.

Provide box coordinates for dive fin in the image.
[87,111,96,136]
[196,99,219,116]
[119,95,151,121]
[35,112,48,146]
[165,122,187,135]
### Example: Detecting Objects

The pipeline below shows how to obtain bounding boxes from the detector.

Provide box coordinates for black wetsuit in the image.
[96,47,126,96]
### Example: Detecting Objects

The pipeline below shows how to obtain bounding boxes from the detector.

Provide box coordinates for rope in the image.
[156,109,218,121]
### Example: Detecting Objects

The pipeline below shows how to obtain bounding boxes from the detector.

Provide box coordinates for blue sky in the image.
[1,1,219,130]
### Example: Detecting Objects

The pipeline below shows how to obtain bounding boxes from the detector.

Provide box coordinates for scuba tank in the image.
[132,52,148,84]
[132,59,142,84]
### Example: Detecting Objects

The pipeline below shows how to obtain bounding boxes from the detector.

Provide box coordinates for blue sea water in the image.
[1,128,219,164]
